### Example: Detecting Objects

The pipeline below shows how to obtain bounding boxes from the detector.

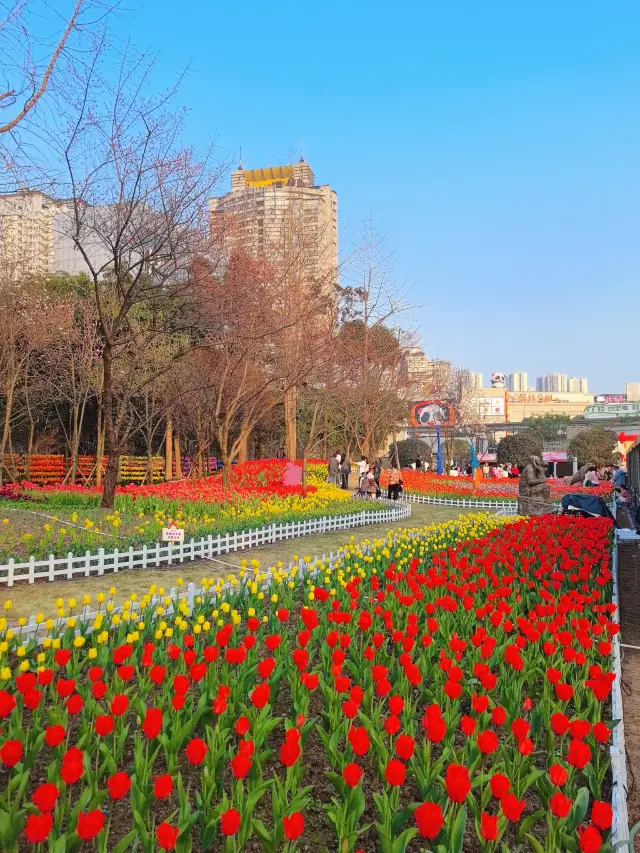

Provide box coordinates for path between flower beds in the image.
[0,503,470,621]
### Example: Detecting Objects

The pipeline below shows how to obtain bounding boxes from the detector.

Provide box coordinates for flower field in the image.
[393,471,614,503]
[0,461,368,562]
[0,512,621,852]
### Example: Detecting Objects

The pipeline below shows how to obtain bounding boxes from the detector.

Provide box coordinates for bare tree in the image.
[0,1,117,187]
[334,216,415,458]
[56,48,225,507]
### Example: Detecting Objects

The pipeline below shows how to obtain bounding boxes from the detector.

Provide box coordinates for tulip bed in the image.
[0,510,621,852]
[393,471,613,503]
[0,461,372,562]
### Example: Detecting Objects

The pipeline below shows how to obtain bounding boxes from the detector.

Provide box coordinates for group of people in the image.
[480,462,520,479]
[326,452,404,501]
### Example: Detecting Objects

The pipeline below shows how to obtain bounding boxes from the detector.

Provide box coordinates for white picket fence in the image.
[0,501,412,587]
[402,492,521,514]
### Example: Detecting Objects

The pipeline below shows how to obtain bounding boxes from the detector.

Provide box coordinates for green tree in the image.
[568,428,618,467]
[451,438,472,467]
[388,438,432,468]
[497,430,542,467]
[524,413,570,441]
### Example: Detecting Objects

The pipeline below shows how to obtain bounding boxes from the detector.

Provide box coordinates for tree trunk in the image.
[96,397,104,487]
[284,385,297,460]
[173,432,181,479]
[101,343,119,509]
[165,417,173,481]
[222,457,231,489]
[238,429,249,464]
[71,402,80,484]
[0,379,15,487]
[26,420,35,482]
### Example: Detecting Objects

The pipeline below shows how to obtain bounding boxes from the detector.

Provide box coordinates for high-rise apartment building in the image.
[507,372,528,392]
[0,190,64,276]
[536,373,569,393]
[469,372,483,389]
[209,159,338,293]
[568,377,589,394]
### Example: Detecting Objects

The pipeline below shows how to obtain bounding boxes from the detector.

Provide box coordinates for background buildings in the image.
[209,159,338,293]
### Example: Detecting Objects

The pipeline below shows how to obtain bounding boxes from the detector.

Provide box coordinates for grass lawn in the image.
[0,503,473,621]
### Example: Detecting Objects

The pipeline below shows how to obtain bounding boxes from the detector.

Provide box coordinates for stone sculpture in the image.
[518,454,552,515]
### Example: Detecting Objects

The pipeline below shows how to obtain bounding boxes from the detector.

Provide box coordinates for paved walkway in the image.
[1,503,471,620]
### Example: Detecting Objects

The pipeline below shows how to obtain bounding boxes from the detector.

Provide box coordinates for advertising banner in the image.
[410,400,455,427]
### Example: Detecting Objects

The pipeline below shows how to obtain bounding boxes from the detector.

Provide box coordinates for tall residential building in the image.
[507,372,528,392]
[0,190,65,276]
[536,373,569,393]
[568,376,589,394]
[469,372,483,389]
[209,159,338,294]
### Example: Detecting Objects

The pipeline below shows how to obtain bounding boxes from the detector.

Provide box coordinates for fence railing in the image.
[0,501,412,587]
[610,536,630,850]
[402,492,521,514]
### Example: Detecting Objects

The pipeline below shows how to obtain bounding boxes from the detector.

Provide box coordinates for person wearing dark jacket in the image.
[341,456,351,489]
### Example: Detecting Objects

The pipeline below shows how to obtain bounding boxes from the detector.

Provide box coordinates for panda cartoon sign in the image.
[410,400,455,427]
[491,373,506,388]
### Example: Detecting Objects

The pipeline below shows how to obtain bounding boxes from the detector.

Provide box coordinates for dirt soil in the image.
[617,537,640,849]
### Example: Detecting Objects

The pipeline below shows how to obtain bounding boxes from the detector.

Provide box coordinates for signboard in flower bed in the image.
[0,513,624,851]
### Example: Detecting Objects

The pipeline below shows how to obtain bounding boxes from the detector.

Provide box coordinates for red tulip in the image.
[107,771,131,800]
[24,813,53,844]
[343,762,364,786]
[0,739,22,767]
[156,823,180,850]
[549,764,568,786]
[185,738,208,765]
[550,792,572,818]
[567,739,592,770]
[235,716,251,736]
[445,764,471,803]
[348,726,370,756]
[477,730,499,754]
[414,802,444,840]
[501,793,526,821]
[395,734,415,761]
[579,825,603,853]
[591,801,613,831]
[142,708,163,739]
[0,690,17,718]
[283,812,304,840]
[76,809,105,840]
[220,809,241,836]
[110,694,129,716]
[384,759,406,786]
[154,774,173,799]
[231,752,252,779]
[490,773,510,799]
[481,812,498,841]
[44,724,66,747]
[250,683,270,708]
[95,714,114,736]
[32,782,59,812]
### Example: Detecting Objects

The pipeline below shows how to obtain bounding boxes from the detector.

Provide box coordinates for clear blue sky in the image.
[116,1,640,393]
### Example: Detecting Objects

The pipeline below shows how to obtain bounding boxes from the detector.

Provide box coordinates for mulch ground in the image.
[617,536,640,849]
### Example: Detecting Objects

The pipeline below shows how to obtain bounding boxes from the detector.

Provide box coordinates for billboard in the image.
[594,394,626,404]
[410,400,455,427]
[473,395,506,418]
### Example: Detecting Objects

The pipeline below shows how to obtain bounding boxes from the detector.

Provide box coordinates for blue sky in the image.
[116,1,640,392]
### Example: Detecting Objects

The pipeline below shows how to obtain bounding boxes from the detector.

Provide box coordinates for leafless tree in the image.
[55,48,226,507]
[0,1,116,187]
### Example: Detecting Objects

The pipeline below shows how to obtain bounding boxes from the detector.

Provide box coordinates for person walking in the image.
[373,458,382,497]
[387,464,402,500]
[361,469,378,498]
[613,465,626,488]
[340,455,351,490]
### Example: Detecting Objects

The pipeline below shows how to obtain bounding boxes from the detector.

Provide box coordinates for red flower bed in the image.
[392,470,613,502]
[0,514,619,851]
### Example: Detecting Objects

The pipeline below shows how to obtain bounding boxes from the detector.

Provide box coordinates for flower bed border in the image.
[611,534,630,850]
[0,500,411,586]
[402,492,523,514]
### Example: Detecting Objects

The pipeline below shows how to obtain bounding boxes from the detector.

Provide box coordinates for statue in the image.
[518,455,552,516]
[564,464,591,486]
